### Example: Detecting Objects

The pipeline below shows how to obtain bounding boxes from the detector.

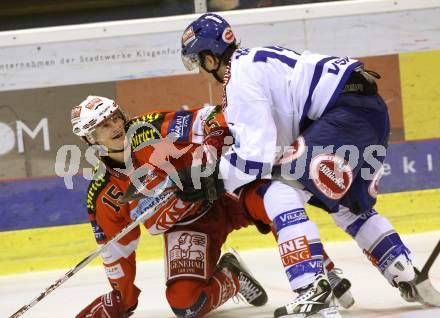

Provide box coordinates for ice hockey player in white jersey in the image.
[179,13,440,318]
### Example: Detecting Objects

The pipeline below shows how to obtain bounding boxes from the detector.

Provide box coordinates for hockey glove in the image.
[76,290,137,318]
[175,164,225,203]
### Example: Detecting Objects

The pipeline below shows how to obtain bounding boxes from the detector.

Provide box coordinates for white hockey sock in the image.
[332,206,414,284]
[263,181,324,291]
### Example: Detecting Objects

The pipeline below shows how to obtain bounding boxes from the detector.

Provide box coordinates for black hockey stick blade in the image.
[412,239,440,307]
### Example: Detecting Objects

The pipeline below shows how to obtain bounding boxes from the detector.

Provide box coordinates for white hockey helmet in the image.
[71,95,127,143]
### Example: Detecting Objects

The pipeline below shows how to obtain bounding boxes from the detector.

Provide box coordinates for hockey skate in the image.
[274,275,342,318]
[217,248,268,306]
[327,268,354,309]
[398,267,440,307]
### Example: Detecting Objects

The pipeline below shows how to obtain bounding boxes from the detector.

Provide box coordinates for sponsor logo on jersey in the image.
[166,231,208,281]
[279,235,311,267]
[127,112,165,150]
[276,136,306,164]
[310,154,353,200]
[133,189,172,221]
[87,171,110,213]
[105,263,125,279]
[275,208,308,231]
[182,27,196,46]
[222,27,235,44]
[168,111,193,142]
[204,106,223,131]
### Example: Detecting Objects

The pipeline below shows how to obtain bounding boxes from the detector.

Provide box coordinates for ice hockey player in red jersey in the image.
[71,96,268,318]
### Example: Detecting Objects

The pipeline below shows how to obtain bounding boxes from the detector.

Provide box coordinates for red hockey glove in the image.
[76,290,136,318]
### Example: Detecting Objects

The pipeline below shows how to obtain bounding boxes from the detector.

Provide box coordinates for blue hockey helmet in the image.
[181,13,236,71]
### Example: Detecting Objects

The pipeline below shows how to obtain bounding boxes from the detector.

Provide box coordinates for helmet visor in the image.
[182,53,201,71]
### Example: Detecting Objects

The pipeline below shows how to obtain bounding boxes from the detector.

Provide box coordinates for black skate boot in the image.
[274,275,341,318]
[217,248,268,306]
[327,268,354,309]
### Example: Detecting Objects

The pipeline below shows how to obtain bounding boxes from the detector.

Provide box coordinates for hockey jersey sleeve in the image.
[125,108,218,236]
[220,60,278,192]
[86,171,141,311]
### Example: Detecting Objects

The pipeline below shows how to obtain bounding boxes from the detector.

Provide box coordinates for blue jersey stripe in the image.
[324,61,363,113]
[299,56,336,132]
[345,209,378,238]
[371,232,403,262]
[226,151,271,179]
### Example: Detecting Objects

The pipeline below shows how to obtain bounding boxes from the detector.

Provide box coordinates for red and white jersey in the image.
[220,46,361,191]
[126,105,230,235]
[87,162,140,265]
[85,105,229,311]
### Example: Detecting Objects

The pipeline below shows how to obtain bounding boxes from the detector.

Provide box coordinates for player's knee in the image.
[263,181,311,221]
[242,180,272,225]
[331,206,383,238]
[166,280,206,318]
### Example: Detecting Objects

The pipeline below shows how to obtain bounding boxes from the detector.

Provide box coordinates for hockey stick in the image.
[8,192,174,318]
[412,239,440,307]
[417,239,440,284]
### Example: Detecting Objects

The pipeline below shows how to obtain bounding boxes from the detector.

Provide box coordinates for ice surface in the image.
[1,232,439,318]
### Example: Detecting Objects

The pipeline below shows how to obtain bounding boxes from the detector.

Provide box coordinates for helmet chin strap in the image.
[91,143,126,155]
[208,65,223,83]
[201,54,224,83]
[106,147,125,154]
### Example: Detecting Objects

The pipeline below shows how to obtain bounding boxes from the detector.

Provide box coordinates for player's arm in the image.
[173,105,232,202]
[77,180,141,318]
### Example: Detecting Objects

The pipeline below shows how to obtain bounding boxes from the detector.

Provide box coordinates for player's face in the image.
[92,113,125,150]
